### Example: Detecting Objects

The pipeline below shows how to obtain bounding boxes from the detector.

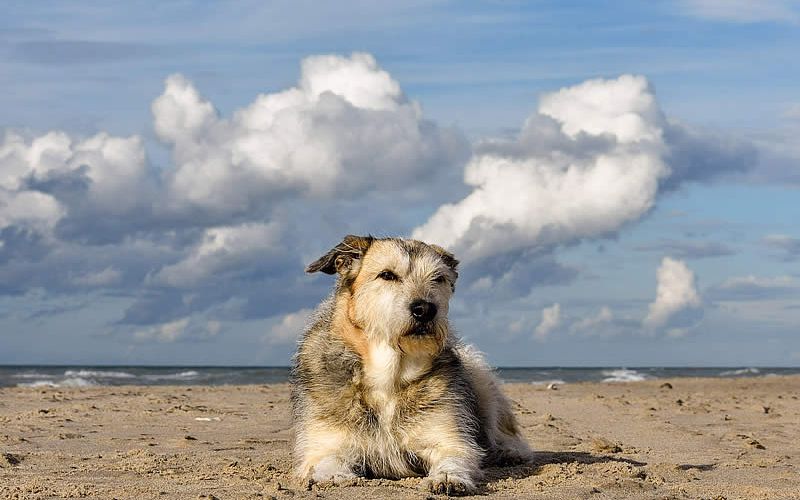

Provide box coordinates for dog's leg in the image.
[294,421,360,485]
[485,400,534,466]
[411,419,482,496]
[310,455,359,484]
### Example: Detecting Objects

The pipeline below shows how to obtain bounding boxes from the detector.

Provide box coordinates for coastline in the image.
[3,365,798,388]
[1,376,798,499]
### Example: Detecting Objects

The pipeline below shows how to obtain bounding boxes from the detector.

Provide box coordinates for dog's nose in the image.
[409,300,437,323]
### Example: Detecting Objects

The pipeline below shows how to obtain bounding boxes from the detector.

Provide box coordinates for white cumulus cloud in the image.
[413,75,670,263]
[153,52,466,215]
[0,53,759,341]
[533,303,561,341]
[1,131,149,212]
[0,130,150,236]
[0,189,63,234]
[643,257,703,336]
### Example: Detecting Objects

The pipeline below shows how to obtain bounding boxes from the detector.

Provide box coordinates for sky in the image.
[1,0,799,367]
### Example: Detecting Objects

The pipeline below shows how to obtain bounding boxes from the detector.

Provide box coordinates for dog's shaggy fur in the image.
[291,235,532,495]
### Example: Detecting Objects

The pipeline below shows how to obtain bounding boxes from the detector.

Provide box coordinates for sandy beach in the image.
[1,376,798,499]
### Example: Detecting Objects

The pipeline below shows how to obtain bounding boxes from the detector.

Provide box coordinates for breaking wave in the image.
[18,377,97,388]
[141,371,200,381]
[719,368,760,377]
[64,370,135,379]
[602,368,648,382]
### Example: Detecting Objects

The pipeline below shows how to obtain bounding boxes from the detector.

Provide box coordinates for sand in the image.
[0,376,798,499]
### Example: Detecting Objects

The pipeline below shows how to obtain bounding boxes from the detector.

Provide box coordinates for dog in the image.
[291,235,532,495]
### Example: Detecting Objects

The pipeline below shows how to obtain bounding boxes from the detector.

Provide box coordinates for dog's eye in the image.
[377,270,398,281]
[433,275,446,284]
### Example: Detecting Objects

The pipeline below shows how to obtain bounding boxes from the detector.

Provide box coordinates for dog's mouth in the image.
[404,322,434,337]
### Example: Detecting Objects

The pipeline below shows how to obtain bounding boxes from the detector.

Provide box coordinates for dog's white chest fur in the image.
[362,342,430,424]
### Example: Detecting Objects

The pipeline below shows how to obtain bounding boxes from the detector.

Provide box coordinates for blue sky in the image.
[1,0,799,366]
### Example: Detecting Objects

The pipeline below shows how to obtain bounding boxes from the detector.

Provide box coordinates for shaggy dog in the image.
[291,235,532,495]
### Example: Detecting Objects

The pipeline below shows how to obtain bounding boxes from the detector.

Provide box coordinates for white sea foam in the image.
[531,379,567,386]
[142,370,200,381]
[719,368,760,377]
[602,368,648,382]
[18,377,97,388]
[11,372,57,379]
[64,370,136,379]
[18,380,60,387]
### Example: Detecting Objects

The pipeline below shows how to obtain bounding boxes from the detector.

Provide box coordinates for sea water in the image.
[1,365,797,388]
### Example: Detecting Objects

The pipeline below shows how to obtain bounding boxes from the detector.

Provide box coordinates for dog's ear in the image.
[430,244,459,287]
[306,235,374,275]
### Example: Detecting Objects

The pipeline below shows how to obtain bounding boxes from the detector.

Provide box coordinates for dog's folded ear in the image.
[430,244,459,273]
[306,235,374,275]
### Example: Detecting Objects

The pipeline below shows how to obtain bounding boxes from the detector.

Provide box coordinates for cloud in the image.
[643,257,703,336]
[3,131,150,211]
[0,189,62,235]
[634,239,736,259]
[763,234,800,261]
[707,275,799,301]
[413,74,753,270]
[266,308,314,345]
[72,266,122,287]
[676,0,800,23]
[154,52,467,216]
[533,303,561,341]
[0,53,760,346]
[660,123,756,190]
[414,75,668,263]
[131,316,224,343]
[746,107,800,185]
[0,129,155,245]
[0,52,467,332]
[570,306,615,336]
[465,253,578,297]
[5,52,466,243]
[150,222,285,288]
[133,317,190,343]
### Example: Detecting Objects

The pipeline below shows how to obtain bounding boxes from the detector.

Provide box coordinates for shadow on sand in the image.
[479,451,648,492]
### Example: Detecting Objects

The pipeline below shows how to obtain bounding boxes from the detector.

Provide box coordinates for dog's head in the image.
[307,235,458,354]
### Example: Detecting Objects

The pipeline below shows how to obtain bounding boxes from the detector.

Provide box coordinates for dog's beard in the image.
[404,320,434,337]
[398,320,446,357]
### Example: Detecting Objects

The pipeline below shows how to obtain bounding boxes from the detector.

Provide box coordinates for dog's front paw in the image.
[310,456,358,485]
[421,472,475,496]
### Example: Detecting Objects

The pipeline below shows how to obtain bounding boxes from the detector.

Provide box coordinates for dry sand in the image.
[1,376,798,499]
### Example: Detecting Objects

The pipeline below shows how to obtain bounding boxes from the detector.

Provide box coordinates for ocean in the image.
[1,366,798,388]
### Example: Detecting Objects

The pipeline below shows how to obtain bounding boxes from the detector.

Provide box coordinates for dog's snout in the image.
[410,300,437,323]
